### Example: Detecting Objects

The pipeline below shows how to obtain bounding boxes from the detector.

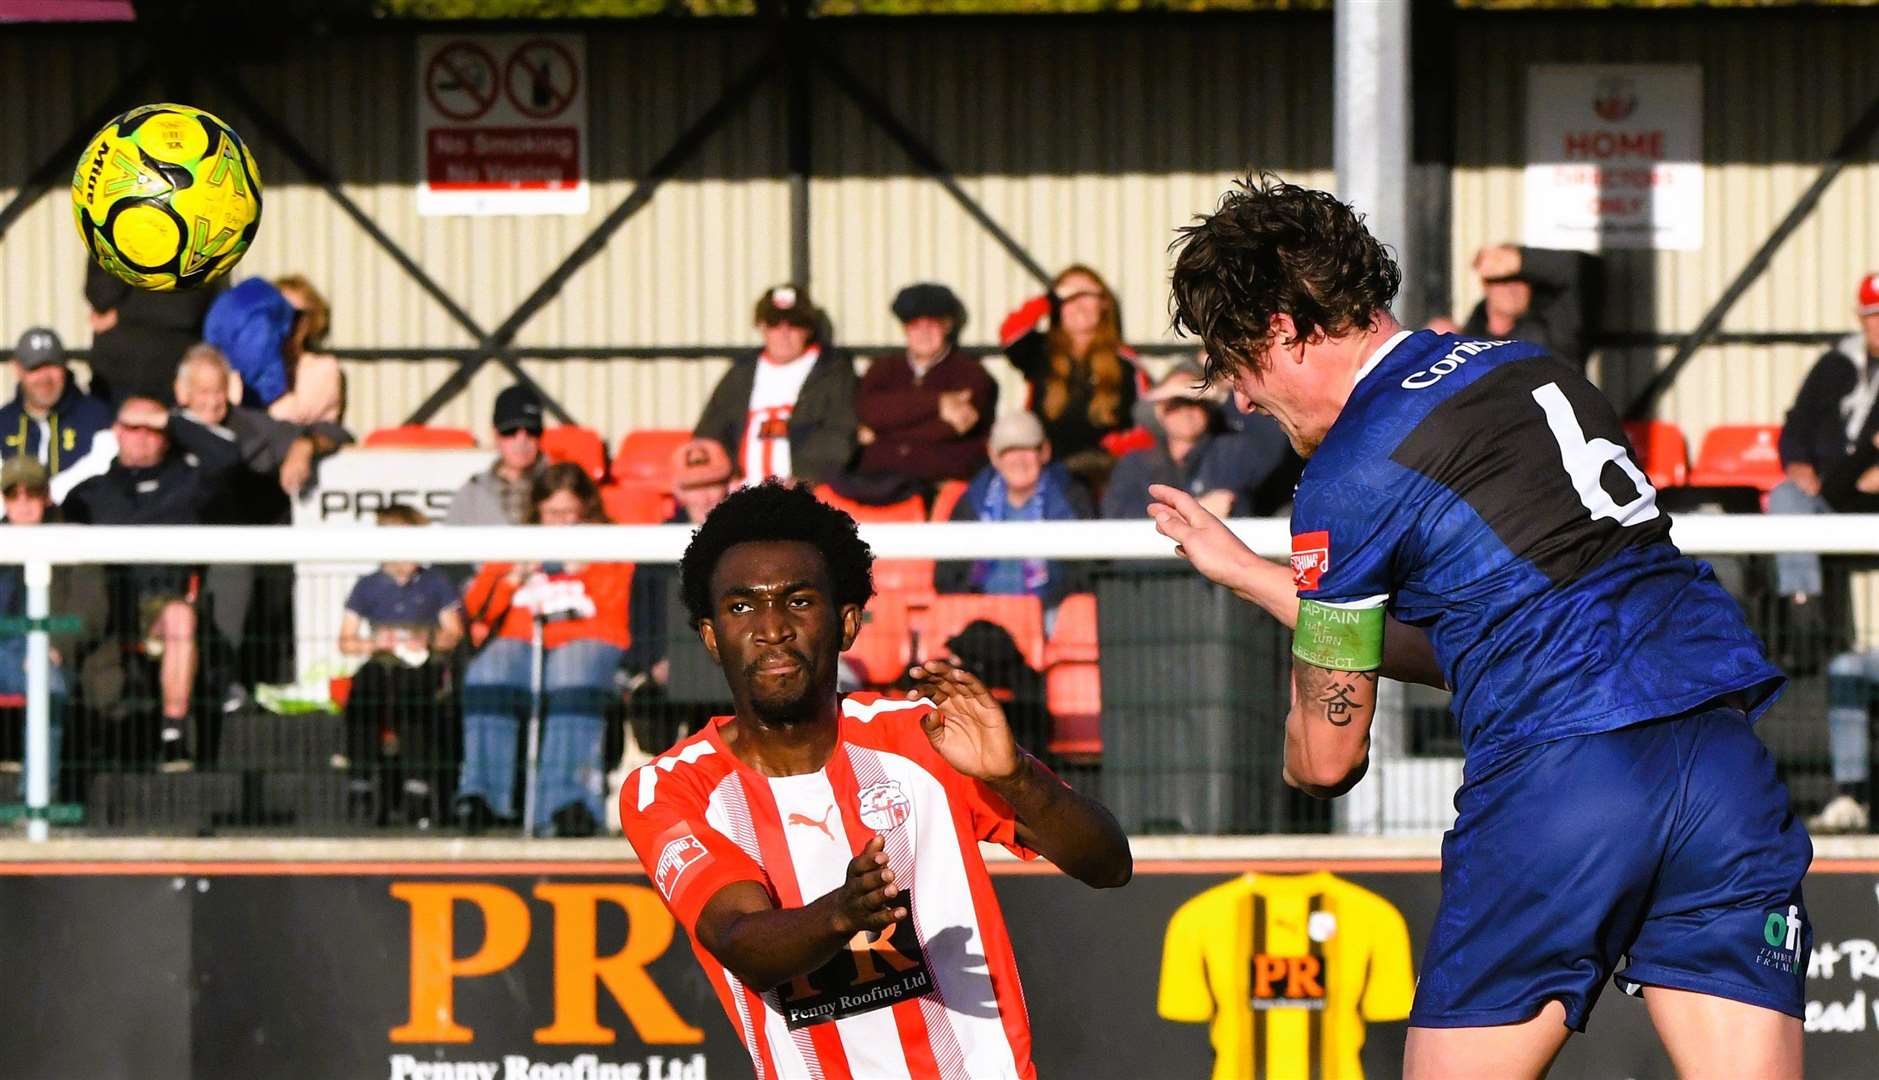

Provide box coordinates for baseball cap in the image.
[1,456,49,493]
[14,327,64,371]
[1144,361,1227,404]
[1859,272,1879,317]
[987,411,1047,456]
[755,284,820,331]
[671,438,733,490]
[492,385,545,434]
[891,283,965,326]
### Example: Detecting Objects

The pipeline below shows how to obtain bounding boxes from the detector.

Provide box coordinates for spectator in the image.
[65,396,241,771]
[1812,648,1876,834]
[1102,361,1237,521]
[1777,274,1879,621]
[335,504,465,827]
[998,265,1146,490]
[851,282,997,495]
[175,344,346,688]
[445,385,548,526]
[936,411,1093,624]
[694,284,857,487]
[622,438,734,757]
[459,464,632,836]
[1442,244,1596,368]
[84,261,217,404]
[201,275,345,426]
[0,458,105,776]
[0,327,114,508]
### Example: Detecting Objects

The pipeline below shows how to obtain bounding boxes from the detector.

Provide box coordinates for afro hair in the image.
[679,480,875,627]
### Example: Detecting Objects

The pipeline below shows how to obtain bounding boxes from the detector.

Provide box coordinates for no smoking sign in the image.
[417,33,589,217]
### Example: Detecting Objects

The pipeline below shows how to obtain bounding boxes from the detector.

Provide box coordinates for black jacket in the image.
[1463,247,1596,368]
[64,412,242,612]
[693,347,859,486]
[1780,334,1879,477]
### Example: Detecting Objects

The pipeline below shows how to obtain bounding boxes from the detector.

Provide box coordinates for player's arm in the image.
[1283,595,1384,798]
[1147,484,1445,688]
[911,660,1133,889]
[693,835,907,994]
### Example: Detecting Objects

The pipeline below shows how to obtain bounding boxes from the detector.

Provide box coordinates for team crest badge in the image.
[1291,531,1330,591]
[857,781,912,832]
[1308,911,1338,943]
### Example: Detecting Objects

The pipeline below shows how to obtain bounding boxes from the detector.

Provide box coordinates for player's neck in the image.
[721,699,842,776]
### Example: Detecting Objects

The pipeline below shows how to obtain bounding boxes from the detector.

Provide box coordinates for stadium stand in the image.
[361,425,478,449]
[1622,419,1691,491]
[539,426,608,482]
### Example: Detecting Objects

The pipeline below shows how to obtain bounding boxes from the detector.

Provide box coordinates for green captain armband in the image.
[1293,598,1386,671]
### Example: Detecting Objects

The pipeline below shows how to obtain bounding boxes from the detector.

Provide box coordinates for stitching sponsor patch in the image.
[1291,531,1330,591]
[653,833,708,901]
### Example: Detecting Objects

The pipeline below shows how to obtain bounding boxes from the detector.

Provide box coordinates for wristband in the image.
[1293,597,1386,671]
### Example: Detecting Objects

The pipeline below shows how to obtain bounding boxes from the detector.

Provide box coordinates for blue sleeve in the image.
[1290,478,1410,607]
[344,575,377,618]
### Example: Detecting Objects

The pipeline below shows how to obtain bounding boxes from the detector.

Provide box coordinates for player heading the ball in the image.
[1150,174,1806,1080]
[621,481,1132,1080]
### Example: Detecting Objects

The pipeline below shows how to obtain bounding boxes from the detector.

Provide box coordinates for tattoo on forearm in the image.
[1315,671,1377,726]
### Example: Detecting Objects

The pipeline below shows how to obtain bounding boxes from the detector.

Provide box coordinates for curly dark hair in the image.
[679,481,875,627]
[1170,173,1401,386]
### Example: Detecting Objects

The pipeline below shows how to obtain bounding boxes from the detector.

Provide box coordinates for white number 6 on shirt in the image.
[1531,381,1661,528]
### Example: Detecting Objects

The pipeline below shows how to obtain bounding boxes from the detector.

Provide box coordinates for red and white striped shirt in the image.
[621,694,1040,1080]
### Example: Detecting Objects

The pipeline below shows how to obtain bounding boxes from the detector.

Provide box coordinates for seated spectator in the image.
[335,505,465,828]
[65,396,240,771]
[618,438,735,766]
[85,261,218,404]
[1103,362,1237,521]
[1812,650,1876,834]
[851,283,997,497]
[0,458,105,776]
[202,275,345,427]
[998,265,1146,491]
[695,284,857,487]
[1777,274,1879,621]
[0,328,114,508]
[459,464,632,836]
[936,412,1093,624]
[1201,393,1302,518]
[445,385,548,527]
[1431,244,1596,368]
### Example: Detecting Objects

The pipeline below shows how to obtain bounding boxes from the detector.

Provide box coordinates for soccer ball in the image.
[71,103,262,292]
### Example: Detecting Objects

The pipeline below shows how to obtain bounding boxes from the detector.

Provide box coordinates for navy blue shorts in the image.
[1410,705,1812,1031]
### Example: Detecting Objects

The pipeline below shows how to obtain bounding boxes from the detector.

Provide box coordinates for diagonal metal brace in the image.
[0,60,157,244]
[404,44,783,426]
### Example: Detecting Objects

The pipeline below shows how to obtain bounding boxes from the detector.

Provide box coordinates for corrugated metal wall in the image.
[0,21,1330,439]
[1450,10,1879,437]
[2,12,1874,445]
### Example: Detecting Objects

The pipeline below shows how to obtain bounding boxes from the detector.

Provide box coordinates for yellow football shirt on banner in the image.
[1159,872,1414,1080]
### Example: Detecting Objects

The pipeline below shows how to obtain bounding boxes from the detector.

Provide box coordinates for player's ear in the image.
[697,617,722,664]
[838,603,863,652]
[1268,312,1298,349]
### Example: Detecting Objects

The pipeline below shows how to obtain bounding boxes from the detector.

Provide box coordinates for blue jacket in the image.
[0,379,113,477]
[203,277,295,406]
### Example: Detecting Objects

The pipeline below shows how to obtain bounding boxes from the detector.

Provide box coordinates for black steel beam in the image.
[1623,88,1879,420]
[814,48,1052,288]
[0,60,156,244]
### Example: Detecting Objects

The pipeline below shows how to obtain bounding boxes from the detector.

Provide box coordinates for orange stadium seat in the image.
[914,594,1046,671]
[929,480,970,522]
[612,429,694,486]
[363,425,478,449]
[601,481,674,525]
[541,426,608,482]
[1044,592,1098,666]
[1687,424,1784,492]
[812,484,927,524]
[873,558,936,609]
[1045,663,1102,758]
[1622,420,1690,491]
[845,593,914,688]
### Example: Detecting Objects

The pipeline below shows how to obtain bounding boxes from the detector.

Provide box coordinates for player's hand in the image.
[830,834,906,935]
[1786,462,1821,498]
[909,659,1022,783]
[1148,483,1257,593]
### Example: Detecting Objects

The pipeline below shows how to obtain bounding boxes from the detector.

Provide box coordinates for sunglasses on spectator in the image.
[496,426,542,439]
[3,485,47,500]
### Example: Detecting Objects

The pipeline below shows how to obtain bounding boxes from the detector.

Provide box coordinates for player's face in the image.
[1228,352,1325,458]
[703,540,861,725]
